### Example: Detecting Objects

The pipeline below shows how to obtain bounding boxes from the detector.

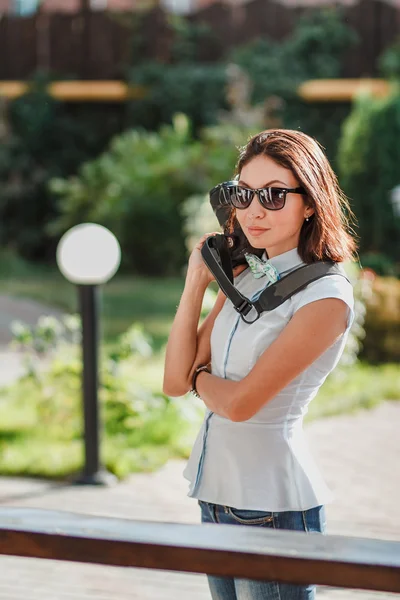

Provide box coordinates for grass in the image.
[0,254,399,479]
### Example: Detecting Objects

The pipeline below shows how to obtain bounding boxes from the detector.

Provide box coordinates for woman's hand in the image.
[187,232,248,286]
[187,232,221,286]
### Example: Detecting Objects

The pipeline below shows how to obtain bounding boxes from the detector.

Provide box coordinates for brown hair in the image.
[233,129,358,263]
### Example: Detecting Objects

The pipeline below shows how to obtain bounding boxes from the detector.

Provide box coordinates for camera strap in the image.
[201,235,349,324]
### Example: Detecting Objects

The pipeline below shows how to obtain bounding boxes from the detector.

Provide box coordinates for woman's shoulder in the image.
[291,264,354,315]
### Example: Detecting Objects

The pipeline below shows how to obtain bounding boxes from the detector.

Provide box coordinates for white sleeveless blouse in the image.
[183,248,354,512]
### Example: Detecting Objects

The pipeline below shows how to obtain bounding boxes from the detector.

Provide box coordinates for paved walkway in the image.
[0,402,399,600]
[0,294,63,345]
[0,294,63,386]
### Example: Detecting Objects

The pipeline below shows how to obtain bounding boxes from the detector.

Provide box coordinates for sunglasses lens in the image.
[227,186,253,209]
[220,184,288,210]
[268,188,286,210]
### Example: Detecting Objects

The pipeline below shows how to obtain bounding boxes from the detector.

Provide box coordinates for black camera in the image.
[209,181,264,268]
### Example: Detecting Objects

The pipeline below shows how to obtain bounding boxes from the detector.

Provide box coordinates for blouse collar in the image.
[262,247,304,276]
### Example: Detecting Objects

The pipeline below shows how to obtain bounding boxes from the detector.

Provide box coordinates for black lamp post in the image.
[56,223,121,485]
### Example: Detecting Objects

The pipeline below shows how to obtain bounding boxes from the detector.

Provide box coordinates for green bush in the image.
[0,314,201,478]
[127,14,227,131]
[0,81,124,262]
[379,36,400,79]
[128,7,357,158]
[360,252,399,277]
[0,8,362,270]
[128,62,228,132]
[50,117,254,275]
[233,8,357,102]
[231,7,357,161]
[337,90,400,265]
[361,275,400,363]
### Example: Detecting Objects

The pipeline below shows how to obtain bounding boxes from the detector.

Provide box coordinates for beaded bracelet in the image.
[190,364,210,398]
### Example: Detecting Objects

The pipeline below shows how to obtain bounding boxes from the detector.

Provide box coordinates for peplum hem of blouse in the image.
[182,415,335,513]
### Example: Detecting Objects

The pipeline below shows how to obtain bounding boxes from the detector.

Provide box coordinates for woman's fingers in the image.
[195,232,221,249]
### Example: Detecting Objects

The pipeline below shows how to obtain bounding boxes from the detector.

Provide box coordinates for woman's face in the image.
[236,154,313,258]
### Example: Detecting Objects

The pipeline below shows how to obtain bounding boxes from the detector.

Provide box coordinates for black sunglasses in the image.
[212,180,306,211]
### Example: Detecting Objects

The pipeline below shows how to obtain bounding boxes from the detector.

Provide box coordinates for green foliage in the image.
[1,314,200,478]
[233,8,357,103]
[361,275,400,364]
[0,80,124,262]
[127,8,357,154]
[337,90,400,264]
[168,15,221,64]
[128,62,227,132]
[50,117,254,275]
[231,7,358,161]
[360,252,399,277]
[379,37,400,79]
[50,115,196,274]
[127,13,226,131]
[0,8,360,268]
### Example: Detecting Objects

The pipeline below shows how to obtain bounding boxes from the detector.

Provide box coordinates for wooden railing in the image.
[0,508,400,593]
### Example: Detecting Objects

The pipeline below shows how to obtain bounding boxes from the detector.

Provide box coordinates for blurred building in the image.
[0,0,135,13]
[1,0,399,16]
[0,0,192,14]
[4,0,394,15]
[0,0,271,15]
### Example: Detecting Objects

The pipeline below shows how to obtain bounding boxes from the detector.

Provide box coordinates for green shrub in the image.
[361,275,400,363]
[0,81,124,262]
[128,62,228,132]
[232,7,357,161]
[360,252,399,277]
[127,14,227,131]
[1,314,201,478]
[50,115,197,275]
[379,36,400,79]
[338,90,400,265]
[127,7,357,158]
[50,117,254,275]
[233,8,357,102]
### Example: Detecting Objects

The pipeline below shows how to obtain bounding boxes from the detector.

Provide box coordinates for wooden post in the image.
[36,2,50,74]
[81,0,91,79]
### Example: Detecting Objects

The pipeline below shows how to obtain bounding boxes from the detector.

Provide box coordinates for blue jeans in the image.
[199,500,326,600]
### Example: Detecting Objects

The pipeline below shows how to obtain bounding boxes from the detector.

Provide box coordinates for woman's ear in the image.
[304,207,315,219]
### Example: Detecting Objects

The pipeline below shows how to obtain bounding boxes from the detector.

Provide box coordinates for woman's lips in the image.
[247,227,270,237]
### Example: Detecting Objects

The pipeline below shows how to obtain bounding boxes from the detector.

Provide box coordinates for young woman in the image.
[163,129,357,600]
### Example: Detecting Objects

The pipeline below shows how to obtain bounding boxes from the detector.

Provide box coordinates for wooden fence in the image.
[1,507,400,593]
[1,0,400,81]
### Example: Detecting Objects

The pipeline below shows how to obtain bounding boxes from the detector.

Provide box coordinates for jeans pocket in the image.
[227,507,275,526]
[302,505,325,534]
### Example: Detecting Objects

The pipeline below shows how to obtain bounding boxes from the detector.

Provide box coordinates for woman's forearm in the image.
[163,272,209,396]
[196,371,242,421]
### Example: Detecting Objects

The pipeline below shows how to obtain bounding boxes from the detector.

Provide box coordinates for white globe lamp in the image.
[56,223,121,285]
